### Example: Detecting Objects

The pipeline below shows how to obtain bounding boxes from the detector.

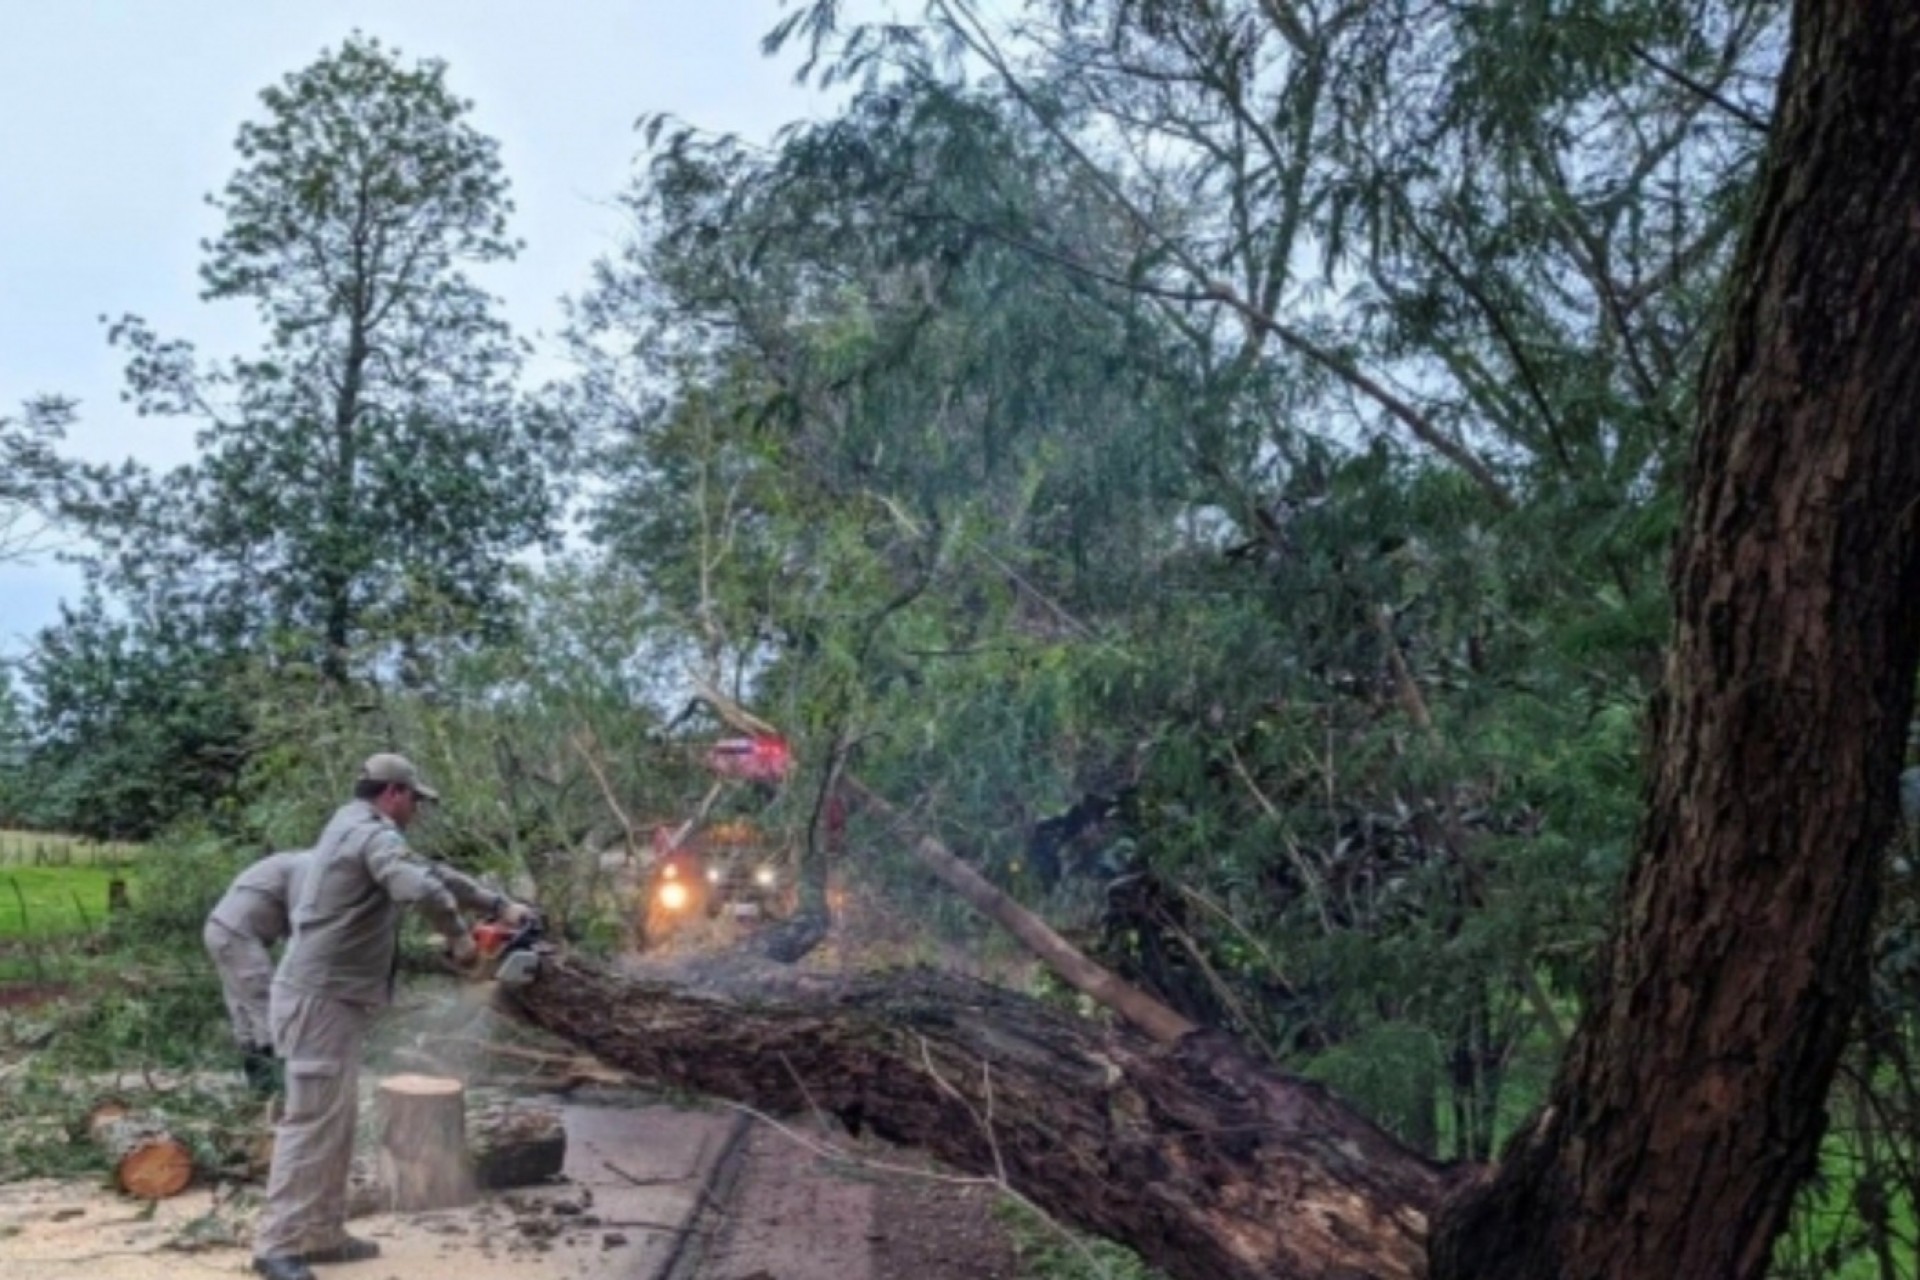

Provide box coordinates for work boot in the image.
[302,1236,381,1264]
[251,1256,315,1280]
[240,1044,280,1097]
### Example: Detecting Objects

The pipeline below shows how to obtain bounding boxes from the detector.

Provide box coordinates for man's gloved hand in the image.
[447,931,479,968]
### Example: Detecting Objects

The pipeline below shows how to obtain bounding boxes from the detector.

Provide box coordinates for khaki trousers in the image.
[252,988,372,1258]
[202,919,273,1048]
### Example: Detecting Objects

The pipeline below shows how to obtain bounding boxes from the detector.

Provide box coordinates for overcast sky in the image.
[0,1,854,656]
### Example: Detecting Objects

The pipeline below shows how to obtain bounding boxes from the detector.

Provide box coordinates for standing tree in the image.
[99,33,566,686]
[1430,3,1920,1276]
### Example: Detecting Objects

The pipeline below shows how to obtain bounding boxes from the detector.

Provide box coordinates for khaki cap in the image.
[360,752,441,802]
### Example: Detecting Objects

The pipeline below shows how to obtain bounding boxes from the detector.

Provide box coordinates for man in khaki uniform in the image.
[203,848,310,1095]
[251,753,532,1280]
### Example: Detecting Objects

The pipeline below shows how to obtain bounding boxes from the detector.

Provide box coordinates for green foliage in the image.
[10,33,579,835]
[1771,850,1920,1278]
[558,41,1701,1162]
[0,670,28,824]
[0,831,258,1184]
[120,831,250,945]
[38,953,235,1073]
[1774,1125,1920,1280]
[0,957,254,1183]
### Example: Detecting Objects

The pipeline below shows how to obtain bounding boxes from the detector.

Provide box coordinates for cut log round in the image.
[375,1074,476,1211]
[94,1114,194,1199]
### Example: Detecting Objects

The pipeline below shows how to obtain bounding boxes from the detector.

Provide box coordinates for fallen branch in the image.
[846,775,1197,1045]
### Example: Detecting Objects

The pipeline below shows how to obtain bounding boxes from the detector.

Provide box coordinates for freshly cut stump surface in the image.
[91,1112,194,1200]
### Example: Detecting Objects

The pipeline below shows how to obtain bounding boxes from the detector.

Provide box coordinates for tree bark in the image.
[500,955,1458,1280]
[345,1093,566,1216]
[1432,5,1920,1277]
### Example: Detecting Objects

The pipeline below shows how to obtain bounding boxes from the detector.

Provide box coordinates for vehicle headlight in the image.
[658,881,691,912]
[707,866,725,884]
[753,866,777,888]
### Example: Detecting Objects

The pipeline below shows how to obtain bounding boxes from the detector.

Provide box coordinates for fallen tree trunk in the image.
[499,954,1459,1280]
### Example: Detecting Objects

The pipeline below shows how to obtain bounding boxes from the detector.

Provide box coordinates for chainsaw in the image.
[468,911,547,988]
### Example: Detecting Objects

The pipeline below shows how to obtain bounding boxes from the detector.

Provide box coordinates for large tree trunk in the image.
[1432,4,1920,1277]
[500,955,1458,1280]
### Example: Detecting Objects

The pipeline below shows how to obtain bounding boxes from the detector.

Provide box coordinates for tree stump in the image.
[375,1074,475,1211]
[89,1105,193,1199]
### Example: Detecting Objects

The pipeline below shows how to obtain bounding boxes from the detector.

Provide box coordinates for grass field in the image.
[0,830,142,939]
[0,866,128,938]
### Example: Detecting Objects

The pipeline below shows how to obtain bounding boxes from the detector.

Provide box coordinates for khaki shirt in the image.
[275,799,500,1006]
[208,848,311,945]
